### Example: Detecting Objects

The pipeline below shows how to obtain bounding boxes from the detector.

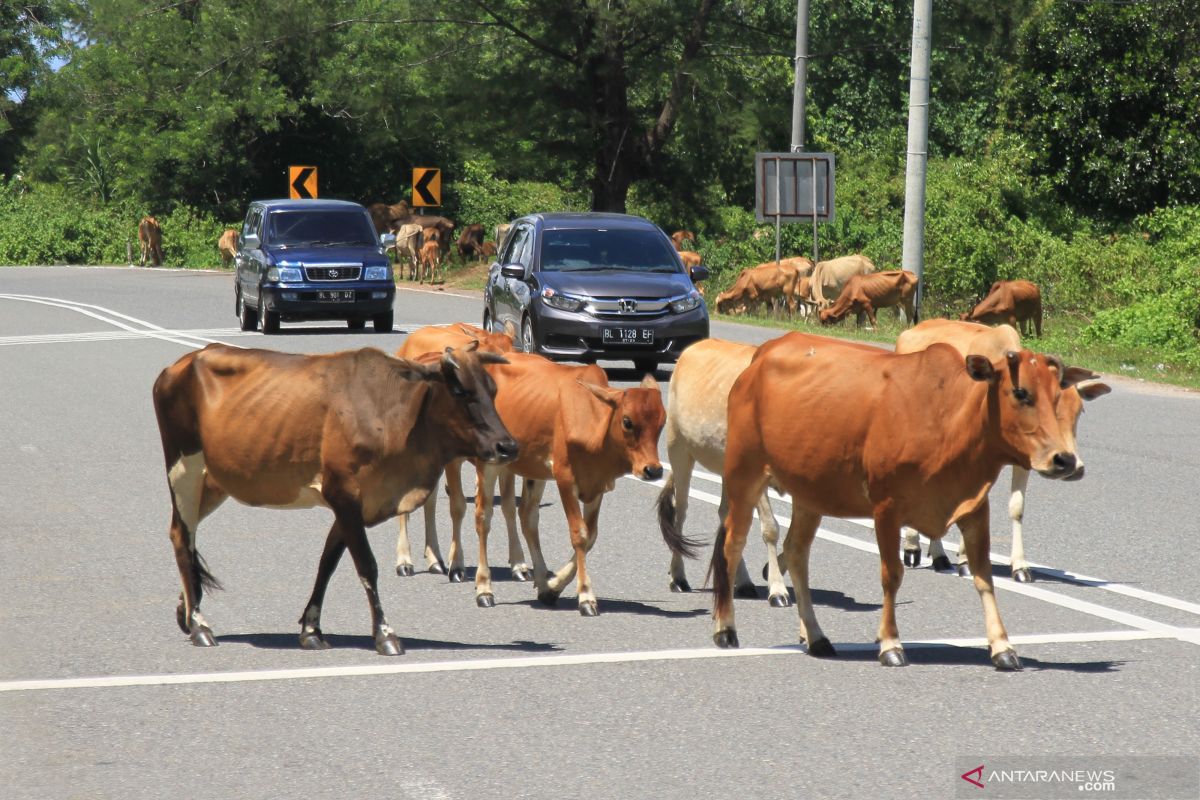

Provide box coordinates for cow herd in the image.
[153,311,1108,671]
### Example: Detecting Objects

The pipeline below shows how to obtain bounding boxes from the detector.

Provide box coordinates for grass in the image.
[713,309,1200,391]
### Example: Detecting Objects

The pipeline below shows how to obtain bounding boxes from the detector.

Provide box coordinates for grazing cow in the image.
[961,280,1043,337]
[468,353,686,613]
[818,270,918,327]
[152,343,518,655]
[713,331,1094,669]
[678,250,703,269]
[394,214,455,256]
[457,223,486,261]
[138,216,164,267]
[671,230,696,251]
[656,338,788,603]
[896,319,1109,580]
[809,254,875,307]
[418,229,442,284]
[217,229,238,268]
[495,224,512,252]
[369,201,412,235]
[715,258,810,316]
[393,321,526,582]
[480,241,497,258]
[391,223,424,281]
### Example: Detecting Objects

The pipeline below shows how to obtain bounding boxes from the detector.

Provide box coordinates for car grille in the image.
[304,265,362,281]
[587,297,670,319]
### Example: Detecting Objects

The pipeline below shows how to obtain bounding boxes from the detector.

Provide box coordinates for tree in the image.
[0,2,67,176]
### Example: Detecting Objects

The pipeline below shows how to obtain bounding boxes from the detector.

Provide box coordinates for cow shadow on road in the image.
[219,632,562,654]
[827,645,1126,672]
[501,597,708,619]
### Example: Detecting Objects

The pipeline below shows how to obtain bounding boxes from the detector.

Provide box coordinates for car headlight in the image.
[669,290,702,313]
[541,286,585,312]
[267,267,303,282]
[364,266,391,281]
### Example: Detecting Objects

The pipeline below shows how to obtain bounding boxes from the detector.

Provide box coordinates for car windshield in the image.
[267,210,376,247]
[539,228,681,273]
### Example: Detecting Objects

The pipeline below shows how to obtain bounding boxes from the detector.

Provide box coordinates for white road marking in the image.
[1,629,1188,694]
[0,294,216,349]
[0,328,260,347]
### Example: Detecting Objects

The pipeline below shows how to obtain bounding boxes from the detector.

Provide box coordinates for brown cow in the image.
[715,258,810,316]
[393,321,524,581]
[394,214,455,256]
[457,223,486,261]
[818,269,918,327]
[671,230,696,251]
[480,241,497,259]
[895,319,1109,579]
[809,254,875,307]
[467,353,686,613]
[217,229,238,268]
[152,343,517,655]
[418,229,442,284]
[369,201,412,235]
[678,250,702,269]
[713,331,1094,670]
[961,280,1043,337]
[138,216,164,267]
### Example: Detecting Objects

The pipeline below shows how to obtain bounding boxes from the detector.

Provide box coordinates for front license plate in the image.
[602,327,654,345]
[317,290,355,302]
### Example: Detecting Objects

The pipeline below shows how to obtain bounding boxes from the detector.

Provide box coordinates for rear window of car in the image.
[539,228,681,273]
[267,210,376,247]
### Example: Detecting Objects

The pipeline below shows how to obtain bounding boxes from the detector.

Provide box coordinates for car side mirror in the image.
[500,263,526,280]
[688,265,710,282]
[242,232,260,250]
[380,232,396,248]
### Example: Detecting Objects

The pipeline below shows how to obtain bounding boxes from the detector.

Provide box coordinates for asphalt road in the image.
[2,266,1198,800]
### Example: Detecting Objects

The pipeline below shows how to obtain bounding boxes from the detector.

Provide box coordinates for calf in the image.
[418,229,442,284]
[818,270,917,327]
[138,216,164,267]
[457,223,486,261]
[961,280,1043,337]
[809,254,874,307]
[152,343,517,655]
[714,331,1093,669]
[896,319,1109,580]
[217,229,238,268]
[480,241,497,258]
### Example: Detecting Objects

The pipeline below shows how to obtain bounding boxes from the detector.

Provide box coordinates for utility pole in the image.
[901,0,932,323]
[789,0,817,264]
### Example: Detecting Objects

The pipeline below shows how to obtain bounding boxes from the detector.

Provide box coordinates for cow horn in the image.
[441,347,460,370]
[1005,350,1022,386]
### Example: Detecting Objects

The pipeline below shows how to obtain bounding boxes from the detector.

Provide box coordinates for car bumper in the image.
[261,284,395,321]
[532,304,709,363]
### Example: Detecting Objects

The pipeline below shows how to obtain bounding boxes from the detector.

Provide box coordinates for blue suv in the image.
[234,199,397,333]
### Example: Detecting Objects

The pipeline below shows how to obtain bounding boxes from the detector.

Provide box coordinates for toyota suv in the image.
[483,213,709,374]
[234,199,397,333]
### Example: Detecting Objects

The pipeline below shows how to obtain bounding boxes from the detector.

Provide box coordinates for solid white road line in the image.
[1,629,1187,694]
[0,328,261,347]
[0,294,215,349]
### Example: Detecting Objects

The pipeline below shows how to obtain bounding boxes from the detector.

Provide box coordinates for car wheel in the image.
[373,310,394,333]
[238,292,259,332]
[261,303,280,334]
[347,318,367,331]
[521,316,536,354]
[634,358,658,376]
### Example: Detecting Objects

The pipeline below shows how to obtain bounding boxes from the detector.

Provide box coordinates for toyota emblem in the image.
[618,299,638,314]
[328,269,339,278]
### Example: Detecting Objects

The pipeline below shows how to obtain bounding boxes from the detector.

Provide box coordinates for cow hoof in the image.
[537,589,560,607]
[396,564,415,577]
[298,631,330,650]
[807,636,837,658]
[734,583,759,599]
[768,593,792,608]
[511,566,533,582]
[931,555,954,572]
[428,561,447,576]
[992,649,1022,671]
[175,603,189,634]
[375,634,405,657]
[879,648,908,667]
[476,593,495,608]
[448,568,466,583]
[190,626,217,648]
[956,563,973,578]
[903,548,921,568]
[669,579,692,593]
[578,601,599,617]
[713,629,740,649]
[1012,567,1034,583]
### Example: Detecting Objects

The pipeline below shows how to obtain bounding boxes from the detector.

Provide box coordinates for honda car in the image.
[483,213,709,373]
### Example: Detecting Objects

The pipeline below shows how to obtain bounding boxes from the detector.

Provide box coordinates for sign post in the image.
[288,166,317,199]
[754,152,835,265]
[412,168,441,208]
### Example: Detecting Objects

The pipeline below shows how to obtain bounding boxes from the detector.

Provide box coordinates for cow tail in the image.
[657,474,702,559]
[195,551,223,592]
[706,519,731,610]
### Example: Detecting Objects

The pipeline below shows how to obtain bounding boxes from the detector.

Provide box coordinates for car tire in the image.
[347,318,367,331]
[261,303,280,334]
[373,310,394,333]
[521,316,536,354]
[238,292,259,332]
[634,358,658,376]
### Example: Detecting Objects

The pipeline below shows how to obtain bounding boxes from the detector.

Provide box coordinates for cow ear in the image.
[560,381,618,452]
[965,354,996,382]
[1060,365,1100,388]
[456,323,478,338]
[397,361,442,382]
[1078,381,1112,401]
[476,351,509,366]
[578,379,622,407]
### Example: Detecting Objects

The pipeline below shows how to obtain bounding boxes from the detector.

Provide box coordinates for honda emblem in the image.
[618,299,638,314]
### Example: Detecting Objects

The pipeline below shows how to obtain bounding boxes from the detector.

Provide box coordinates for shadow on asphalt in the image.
[219,632,562,654]
[500,597,708,619]
[827,645,1127,672]
[258,326,404,336]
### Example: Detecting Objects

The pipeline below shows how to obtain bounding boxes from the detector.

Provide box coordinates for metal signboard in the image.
[412,168,441,207]
[288,166,318,199]
[754,152,835,223]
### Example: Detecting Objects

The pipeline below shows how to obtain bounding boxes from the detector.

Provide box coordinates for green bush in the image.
[447,159,587,240]
[1083,290,1200,365]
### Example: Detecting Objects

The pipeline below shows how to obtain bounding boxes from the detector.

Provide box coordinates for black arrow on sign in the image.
[414,169,439,205]
[291,167,315,199]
